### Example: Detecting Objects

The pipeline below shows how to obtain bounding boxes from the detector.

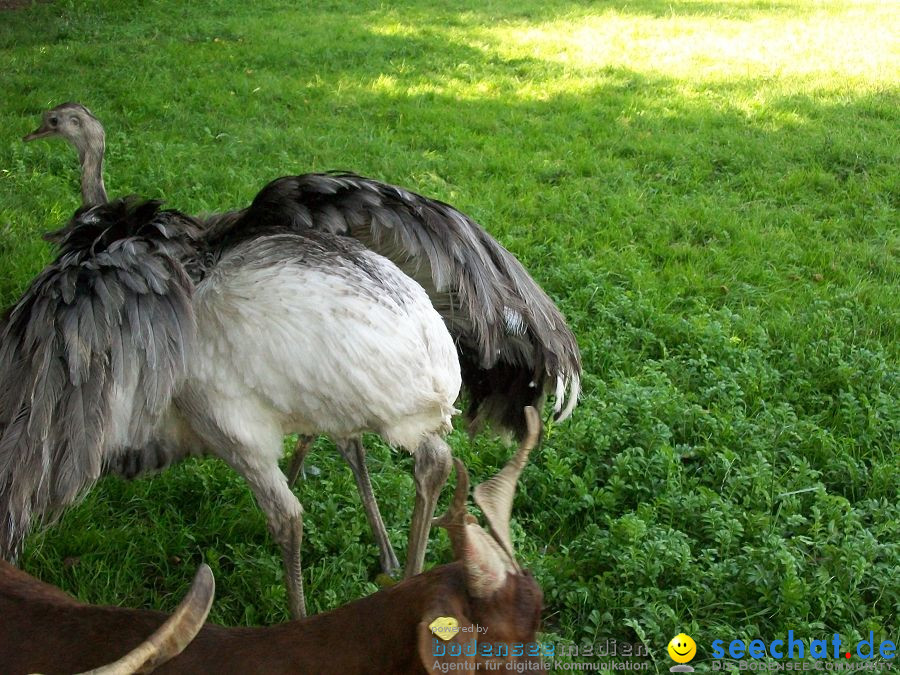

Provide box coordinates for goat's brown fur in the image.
[1,560,545,674]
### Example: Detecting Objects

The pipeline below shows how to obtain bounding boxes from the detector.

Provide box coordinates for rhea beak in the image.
[23,123,55,142]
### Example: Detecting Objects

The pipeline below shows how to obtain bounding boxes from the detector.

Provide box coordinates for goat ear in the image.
[417,615,478,675]
[462,522,510,597]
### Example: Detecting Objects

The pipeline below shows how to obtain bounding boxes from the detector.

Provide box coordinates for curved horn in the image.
[433,458,471,559]
[76,563,215,675]
[435,459,510,598]
[472,406,541,565]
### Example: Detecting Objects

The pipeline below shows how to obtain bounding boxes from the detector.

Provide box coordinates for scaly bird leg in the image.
[405,435,452,578]
[279,506,305,619]
[239,464,307,618]
[336,438,401,577]
[286,435,315,487]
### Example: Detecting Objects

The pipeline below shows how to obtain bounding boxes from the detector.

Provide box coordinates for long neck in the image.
[77,137,107,207]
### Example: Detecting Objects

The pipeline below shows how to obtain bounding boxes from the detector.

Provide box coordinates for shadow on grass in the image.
[0,0,817,55]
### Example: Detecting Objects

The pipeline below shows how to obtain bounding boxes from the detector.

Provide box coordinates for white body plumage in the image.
[184,234,461,456]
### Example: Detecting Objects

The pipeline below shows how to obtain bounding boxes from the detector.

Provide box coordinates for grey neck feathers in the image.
[78,142,107,207]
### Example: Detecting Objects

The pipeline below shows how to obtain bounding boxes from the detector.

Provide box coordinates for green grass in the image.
[1,0,897,670]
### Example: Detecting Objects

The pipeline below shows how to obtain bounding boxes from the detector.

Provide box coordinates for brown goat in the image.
[1,408,547,675]
[1,562,214,674]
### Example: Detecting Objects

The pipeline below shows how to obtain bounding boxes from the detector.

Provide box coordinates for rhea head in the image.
[24,102,107,207]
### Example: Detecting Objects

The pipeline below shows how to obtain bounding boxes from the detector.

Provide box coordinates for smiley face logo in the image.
[668,633,697,664]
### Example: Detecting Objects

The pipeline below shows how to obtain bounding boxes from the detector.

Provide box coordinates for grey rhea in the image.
[22,102,582,585]
[0,199,198,560]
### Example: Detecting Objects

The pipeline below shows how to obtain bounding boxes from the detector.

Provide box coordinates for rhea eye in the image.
[48,116,58,127]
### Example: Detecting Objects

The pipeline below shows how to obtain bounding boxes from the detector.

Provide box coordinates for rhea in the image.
[0,195,461,619]
[21,102,581,583]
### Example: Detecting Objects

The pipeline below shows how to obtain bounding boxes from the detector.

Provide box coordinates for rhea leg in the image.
[231,461,307,618]
[336,438,401,577]
[286,435,315,487]
[405,434,452,578]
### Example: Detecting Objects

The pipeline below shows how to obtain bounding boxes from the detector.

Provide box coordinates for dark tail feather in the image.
[460,353,548,442]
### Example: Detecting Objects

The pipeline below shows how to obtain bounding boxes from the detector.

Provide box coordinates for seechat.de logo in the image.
[668,633,697,672]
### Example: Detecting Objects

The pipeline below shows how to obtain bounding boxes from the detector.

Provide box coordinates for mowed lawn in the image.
[1,0,897,669]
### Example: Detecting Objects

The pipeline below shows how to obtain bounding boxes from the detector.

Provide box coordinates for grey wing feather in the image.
[230,172,581,439]
[0,200,196,558]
